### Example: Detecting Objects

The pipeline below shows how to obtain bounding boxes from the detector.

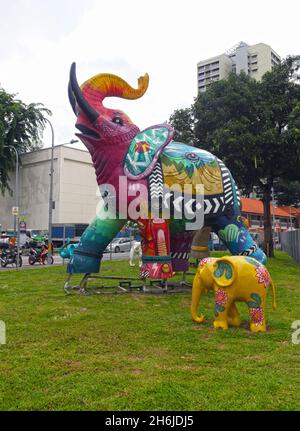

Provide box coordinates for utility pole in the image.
[4,145,20,269]
[44,118,55,264]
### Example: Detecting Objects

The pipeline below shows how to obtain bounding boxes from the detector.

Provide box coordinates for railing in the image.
[279,230,300,264]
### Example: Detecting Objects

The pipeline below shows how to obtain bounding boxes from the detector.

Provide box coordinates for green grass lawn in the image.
[0,251,299,411]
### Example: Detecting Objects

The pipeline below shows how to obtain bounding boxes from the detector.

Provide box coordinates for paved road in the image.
[0,251,131,271]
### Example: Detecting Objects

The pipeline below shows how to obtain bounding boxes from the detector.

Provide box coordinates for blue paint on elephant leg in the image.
[210,211,267,264]
[67,215,126,274]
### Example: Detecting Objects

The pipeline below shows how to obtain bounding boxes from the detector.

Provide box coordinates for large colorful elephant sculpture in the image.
[67,63,266,280]
[191,256,276,332]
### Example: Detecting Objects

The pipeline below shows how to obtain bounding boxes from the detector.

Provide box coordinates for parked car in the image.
[0,232,10,247]
[25,230,48,247]
[104,237,132,253]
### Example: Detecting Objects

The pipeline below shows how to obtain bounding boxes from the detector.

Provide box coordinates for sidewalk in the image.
[0,251,131,271]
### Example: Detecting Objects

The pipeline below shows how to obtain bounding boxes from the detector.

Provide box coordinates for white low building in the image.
[0,146,99,230]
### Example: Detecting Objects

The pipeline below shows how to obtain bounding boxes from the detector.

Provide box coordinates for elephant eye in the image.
[112,116,123,126]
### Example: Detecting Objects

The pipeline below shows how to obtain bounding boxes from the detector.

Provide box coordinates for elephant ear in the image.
[212,257,237,288]
[123,124,174,180]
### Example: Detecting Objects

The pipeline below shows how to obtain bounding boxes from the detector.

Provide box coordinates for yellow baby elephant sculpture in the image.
[191,256,276,332]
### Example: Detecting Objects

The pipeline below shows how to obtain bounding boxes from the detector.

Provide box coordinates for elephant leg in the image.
[213,306,230,330]
[227,302,241,327]
[213,289,232,330]
[191,269,205,323]
[209,212,267,264]
[68,211,125,274]
[248,297,267,332]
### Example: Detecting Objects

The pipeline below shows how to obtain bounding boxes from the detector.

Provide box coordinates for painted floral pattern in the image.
[199,257,216,267]
[249,307,264,326]
[215,288,227,306]
[214,288,227,317]
[255,265,270,287]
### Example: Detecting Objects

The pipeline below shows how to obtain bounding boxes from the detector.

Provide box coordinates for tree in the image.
[0,87,51,194]
[168,108,194,144]
[190,57,300,257]
[274,179,300,207]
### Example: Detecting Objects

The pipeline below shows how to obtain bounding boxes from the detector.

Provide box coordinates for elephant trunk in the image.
[191,269,205,323]
[80,70,149,115]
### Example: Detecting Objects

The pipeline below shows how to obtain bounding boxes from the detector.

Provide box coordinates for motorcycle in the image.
[28,246,54,265]
[0,247,23,268]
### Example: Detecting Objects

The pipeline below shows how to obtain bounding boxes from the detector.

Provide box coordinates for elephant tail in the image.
[269,277,277,310]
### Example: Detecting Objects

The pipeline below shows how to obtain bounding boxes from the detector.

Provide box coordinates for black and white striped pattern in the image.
[171,252,190,260]
[149,162,164,200]
[140,269,150,278]
[217,158,235,206]
[240,244,257,256]
[235,184,241,206]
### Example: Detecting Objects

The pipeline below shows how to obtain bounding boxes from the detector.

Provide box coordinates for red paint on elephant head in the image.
[68,63,149,187]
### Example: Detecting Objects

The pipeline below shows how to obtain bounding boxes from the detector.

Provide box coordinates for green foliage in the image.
[0,87,51,194]
[169,57,300,256]
[274,178,300,206]
[193,61,300,192]
[168,108,195,144]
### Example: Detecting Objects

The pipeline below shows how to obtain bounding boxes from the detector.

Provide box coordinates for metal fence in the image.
[279,230,300,264]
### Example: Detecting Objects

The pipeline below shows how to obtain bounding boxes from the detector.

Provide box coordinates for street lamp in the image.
[44,118,55,264]
[44,117,79,264]
[64,139,79,146]
[4,145,20,269]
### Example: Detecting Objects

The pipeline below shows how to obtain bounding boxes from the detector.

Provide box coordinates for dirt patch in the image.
[128,355,145,362]
[131,368,143,375]
[64,360,82,369]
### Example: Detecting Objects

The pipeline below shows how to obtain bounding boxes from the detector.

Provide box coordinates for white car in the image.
[105,237,133,253]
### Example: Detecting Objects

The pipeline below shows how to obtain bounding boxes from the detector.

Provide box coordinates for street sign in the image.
[19,221,26,229]
[12,206,19,216]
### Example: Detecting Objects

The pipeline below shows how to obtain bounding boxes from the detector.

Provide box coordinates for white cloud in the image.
[1,0,300,148]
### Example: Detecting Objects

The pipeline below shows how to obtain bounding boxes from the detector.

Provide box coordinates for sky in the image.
[1,0,300,149]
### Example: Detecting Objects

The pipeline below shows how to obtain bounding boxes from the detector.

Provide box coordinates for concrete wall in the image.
[248,43,280,81]
[58,146,99,224]
[0,148,59,230]
[235,44,249,75]
[0,146,99,231]
[197,42,281,93]
[219,54,233,79]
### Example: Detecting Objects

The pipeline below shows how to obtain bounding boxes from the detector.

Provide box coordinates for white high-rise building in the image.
[291,59,300,85]
[197,42,281,93]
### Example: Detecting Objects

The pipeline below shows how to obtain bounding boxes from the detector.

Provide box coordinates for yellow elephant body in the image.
[191,256,276,332]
